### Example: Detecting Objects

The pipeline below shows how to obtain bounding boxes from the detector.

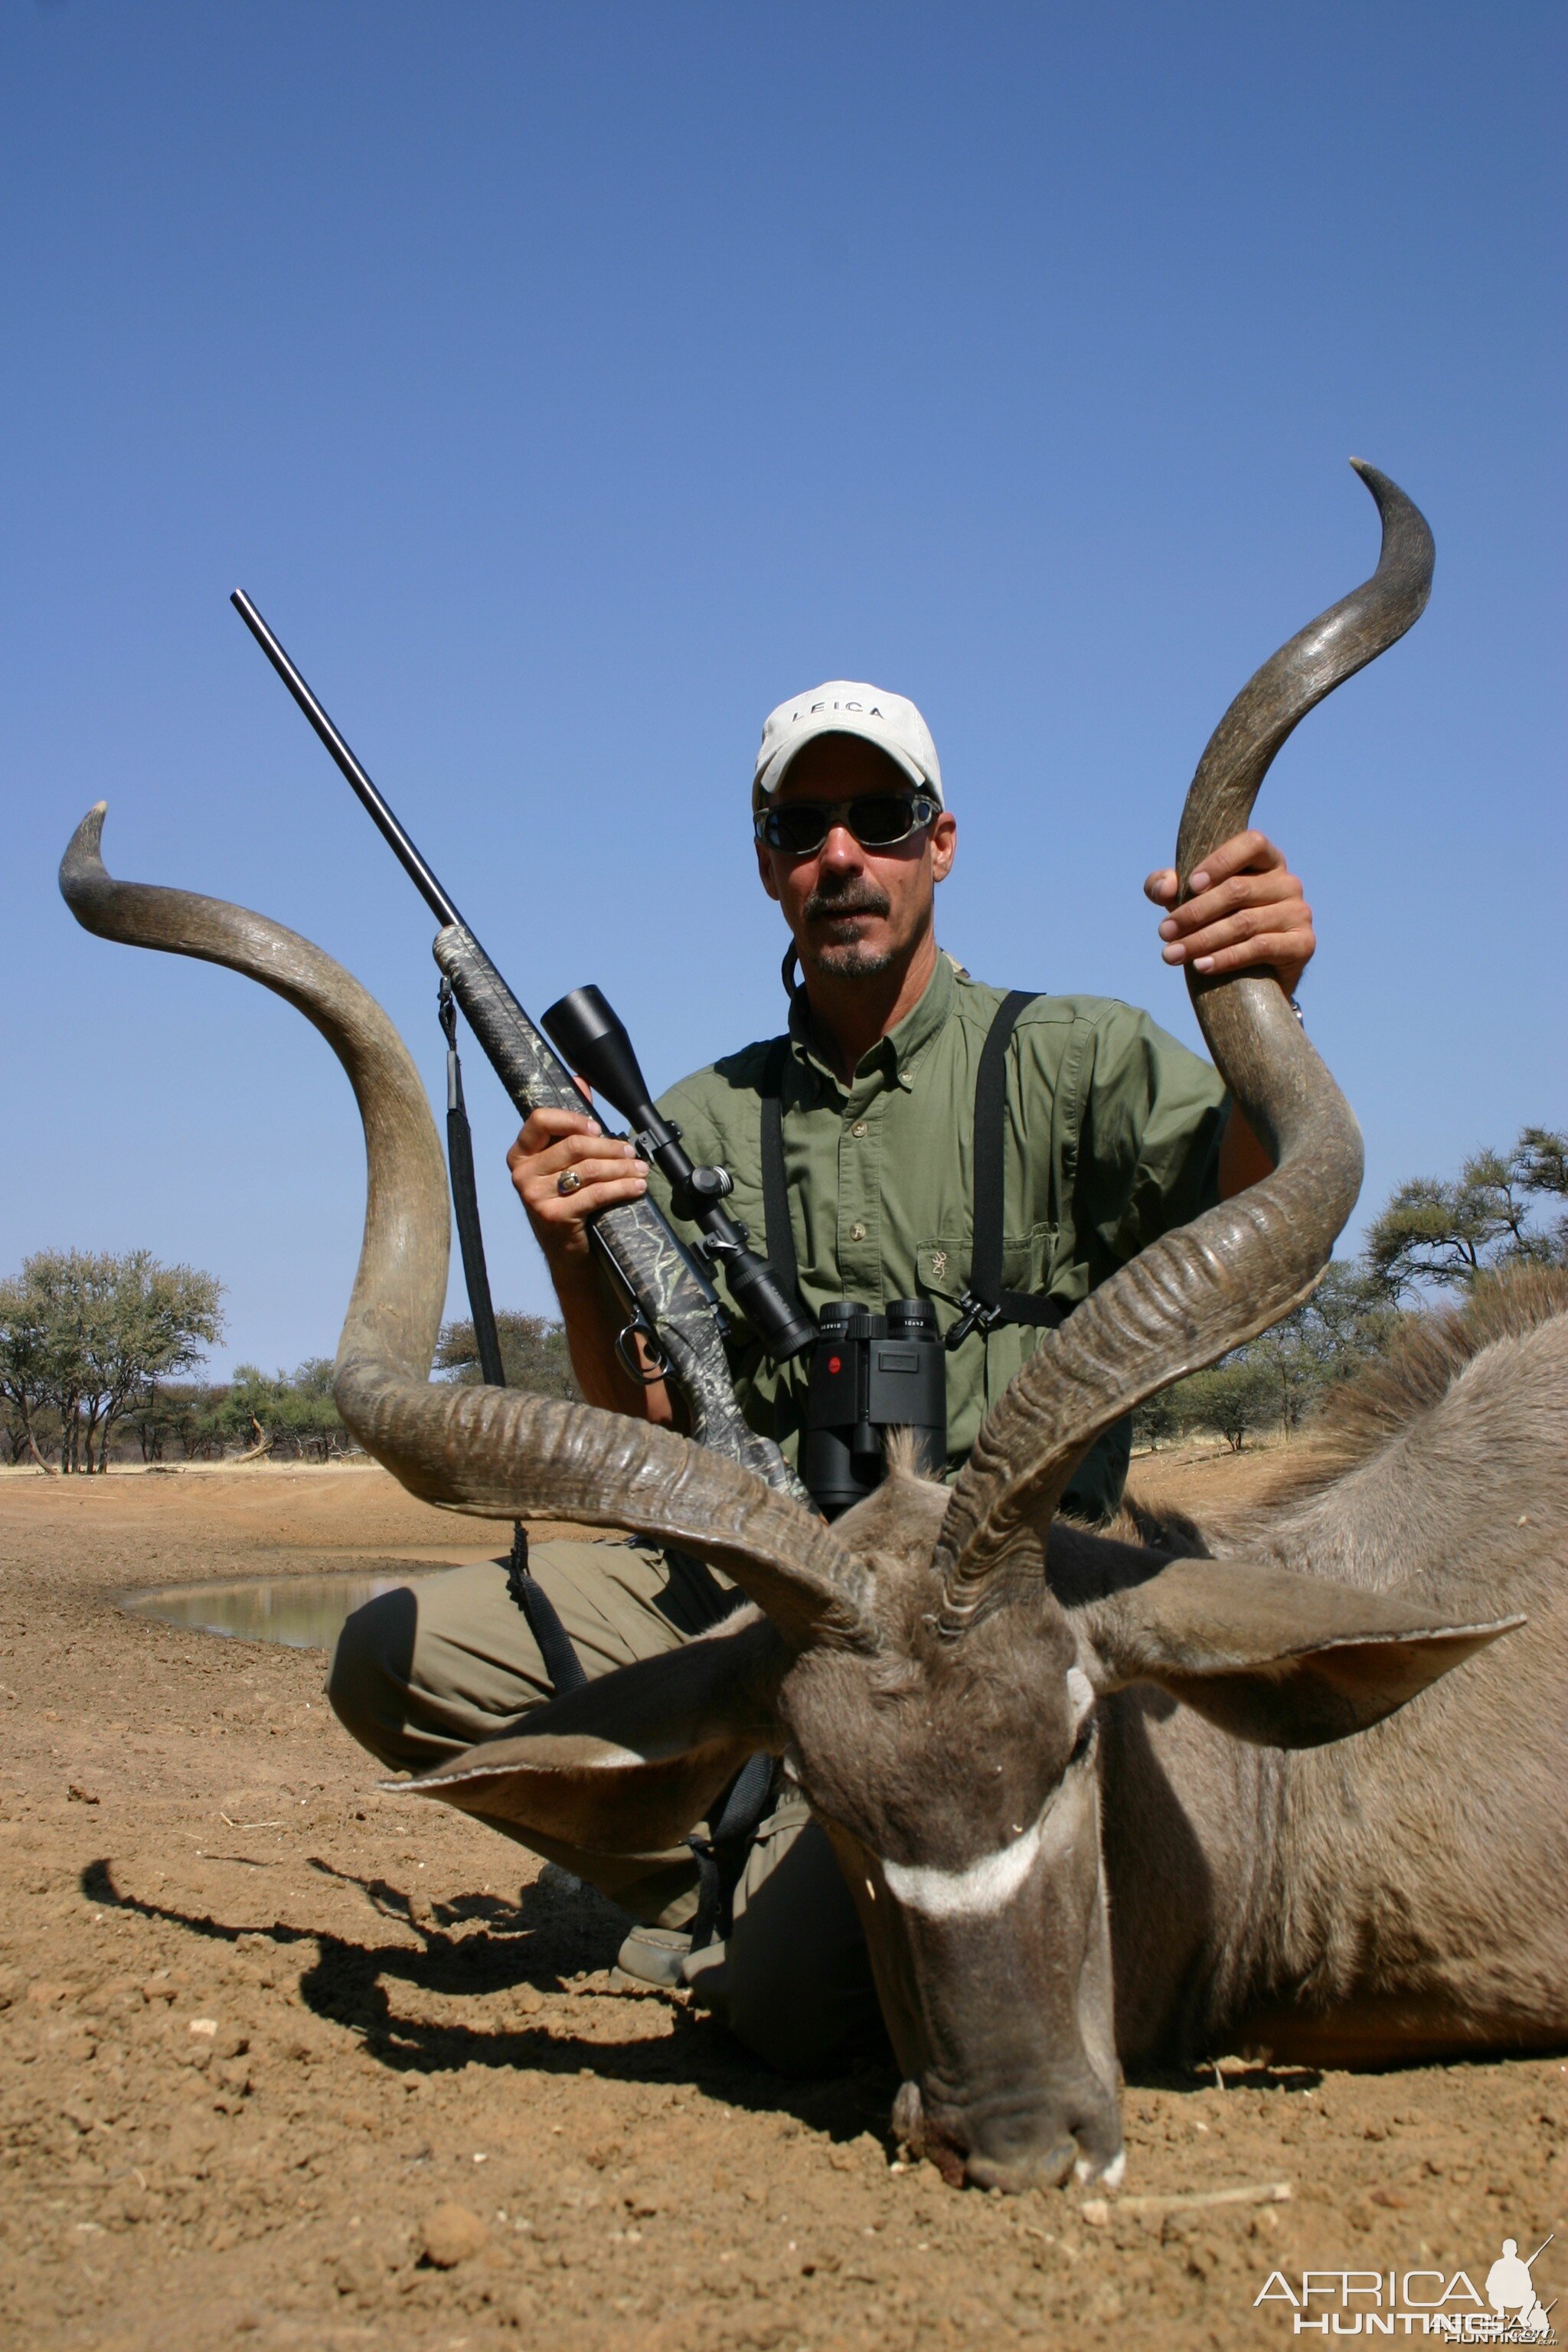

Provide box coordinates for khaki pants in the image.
[327,1540,880,2073]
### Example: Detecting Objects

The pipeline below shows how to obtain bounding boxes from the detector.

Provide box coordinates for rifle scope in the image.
[542,985,817,1365]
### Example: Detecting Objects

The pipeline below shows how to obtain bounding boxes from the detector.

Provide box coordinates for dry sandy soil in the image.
[1,1452,1563,2352]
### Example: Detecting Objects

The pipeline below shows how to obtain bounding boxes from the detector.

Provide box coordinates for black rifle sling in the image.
[959,989,1068,1342]
[758,1037,803,1312]
[439,982,587,1696]
[685,1750,777,1952]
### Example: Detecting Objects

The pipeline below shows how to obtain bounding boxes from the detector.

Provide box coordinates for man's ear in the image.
[394,1611,789,1854]
[756,838,781,903]
[1077,1556,1524,1749]
[930,808,957,884]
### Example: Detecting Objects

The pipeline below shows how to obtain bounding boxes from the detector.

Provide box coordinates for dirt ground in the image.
[1,1453,1563,2352]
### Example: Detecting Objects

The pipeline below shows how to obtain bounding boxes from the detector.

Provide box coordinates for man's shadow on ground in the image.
[79,1856,897,2145]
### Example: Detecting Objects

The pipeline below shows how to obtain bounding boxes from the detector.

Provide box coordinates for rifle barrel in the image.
[230,590,463,931]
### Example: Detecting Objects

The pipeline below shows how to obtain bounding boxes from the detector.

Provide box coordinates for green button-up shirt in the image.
[648,953,1227,1521]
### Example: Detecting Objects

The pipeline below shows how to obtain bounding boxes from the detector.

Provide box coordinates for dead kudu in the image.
[60,466,1566,2195]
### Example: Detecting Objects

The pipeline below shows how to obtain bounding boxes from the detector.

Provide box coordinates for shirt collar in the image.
[788,950,957,1097]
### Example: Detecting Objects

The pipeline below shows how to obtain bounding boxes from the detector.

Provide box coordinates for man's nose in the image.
[817,822,863,870]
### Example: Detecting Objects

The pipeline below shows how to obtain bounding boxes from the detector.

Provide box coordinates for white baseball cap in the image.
[751,681,944,809]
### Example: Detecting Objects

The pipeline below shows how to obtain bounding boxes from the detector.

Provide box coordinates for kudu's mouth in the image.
[892,2074,1123,2196]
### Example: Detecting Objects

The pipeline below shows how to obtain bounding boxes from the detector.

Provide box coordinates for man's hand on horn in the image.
[1145,830,1315,1198]
[1143,829,1315,998]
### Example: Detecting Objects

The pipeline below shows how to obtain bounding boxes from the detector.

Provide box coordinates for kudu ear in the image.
[1078,1557,1524,1749]
[392,1610,789,1854]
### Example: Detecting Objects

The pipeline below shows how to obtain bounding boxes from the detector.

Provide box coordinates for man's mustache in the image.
[803,882,891,923]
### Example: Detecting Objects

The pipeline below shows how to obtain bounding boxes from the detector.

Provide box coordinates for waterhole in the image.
[119,1566,453,1651]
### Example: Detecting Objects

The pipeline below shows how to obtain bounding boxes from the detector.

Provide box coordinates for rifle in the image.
[230,590,809,1508]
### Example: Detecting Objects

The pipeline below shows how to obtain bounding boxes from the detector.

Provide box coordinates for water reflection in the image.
[119,1567,460,1651]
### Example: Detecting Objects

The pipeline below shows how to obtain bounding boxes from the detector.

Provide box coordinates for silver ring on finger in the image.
[557,1169,583,1197]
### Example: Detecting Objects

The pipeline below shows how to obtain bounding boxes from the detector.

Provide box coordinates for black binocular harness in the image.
[757,988,1066,1351]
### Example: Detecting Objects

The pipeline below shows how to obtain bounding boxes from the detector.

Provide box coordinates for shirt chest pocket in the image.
[917,1221,1057,1310]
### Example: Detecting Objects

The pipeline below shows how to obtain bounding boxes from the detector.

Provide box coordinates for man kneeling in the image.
[329,678,1315,2069]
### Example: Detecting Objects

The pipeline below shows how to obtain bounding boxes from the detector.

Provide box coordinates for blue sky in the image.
[2,2,1562,1376]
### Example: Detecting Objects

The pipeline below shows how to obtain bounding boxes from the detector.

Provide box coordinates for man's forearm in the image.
[1218,1102,1275,1199]
[552,1259,675,1423]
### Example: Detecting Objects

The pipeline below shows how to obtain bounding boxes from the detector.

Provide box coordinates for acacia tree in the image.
[1517,1125,1568,1259]
[0,1274,56,1469]
[1248,1261,1401,1431]
[0,1250,224,1472]
[1156,1127,1561,1451]
[1365,1126,1568,1300]
[434,1311,580,1401]
[223,1358,348,1462]
[1302,1259,1404,1367]
[131,1381,231,1463]
[1168,1355,1278,1452]
[1148,1259,1399,1452]
[80,1254,226,1472]
[1132,1385,1182,1452]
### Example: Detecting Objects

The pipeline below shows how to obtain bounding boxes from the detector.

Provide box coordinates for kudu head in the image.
[61,465,1519,2194]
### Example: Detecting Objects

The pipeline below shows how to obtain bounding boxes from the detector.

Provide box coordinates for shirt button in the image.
[851,1120,867,1138]
[848,1220,867,1243]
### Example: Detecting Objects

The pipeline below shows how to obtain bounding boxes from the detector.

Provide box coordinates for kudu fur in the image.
[60,465,1566,2194]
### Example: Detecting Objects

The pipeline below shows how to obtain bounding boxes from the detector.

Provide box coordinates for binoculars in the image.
[802,1299,946,1517]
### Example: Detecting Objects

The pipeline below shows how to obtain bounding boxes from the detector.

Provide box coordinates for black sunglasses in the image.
[754,790,939,857]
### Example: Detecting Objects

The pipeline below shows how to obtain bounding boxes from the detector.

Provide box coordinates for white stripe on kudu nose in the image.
[880,1785,1080,1922]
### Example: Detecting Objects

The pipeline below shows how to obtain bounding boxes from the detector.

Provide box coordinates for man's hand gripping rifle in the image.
[230,590,814,1508]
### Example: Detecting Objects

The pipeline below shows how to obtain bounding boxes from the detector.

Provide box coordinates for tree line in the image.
[0,1250,223,1472]
[2,1127,1558,1472]
[0,1247,579,1472]
[1136,1124,1566,1452]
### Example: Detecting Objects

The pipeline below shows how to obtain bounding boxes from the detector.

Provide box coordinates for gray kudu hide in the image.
[62,466,1568,2196]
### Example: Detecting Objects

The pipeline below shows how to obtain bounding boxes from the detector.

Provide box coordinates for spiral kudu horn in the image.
[58,808,869,1652]
[935,463,1434,1630]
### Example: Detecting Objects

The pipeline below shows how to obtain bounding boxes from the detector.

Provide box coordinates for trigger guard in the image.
[615,1319,670,1385]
